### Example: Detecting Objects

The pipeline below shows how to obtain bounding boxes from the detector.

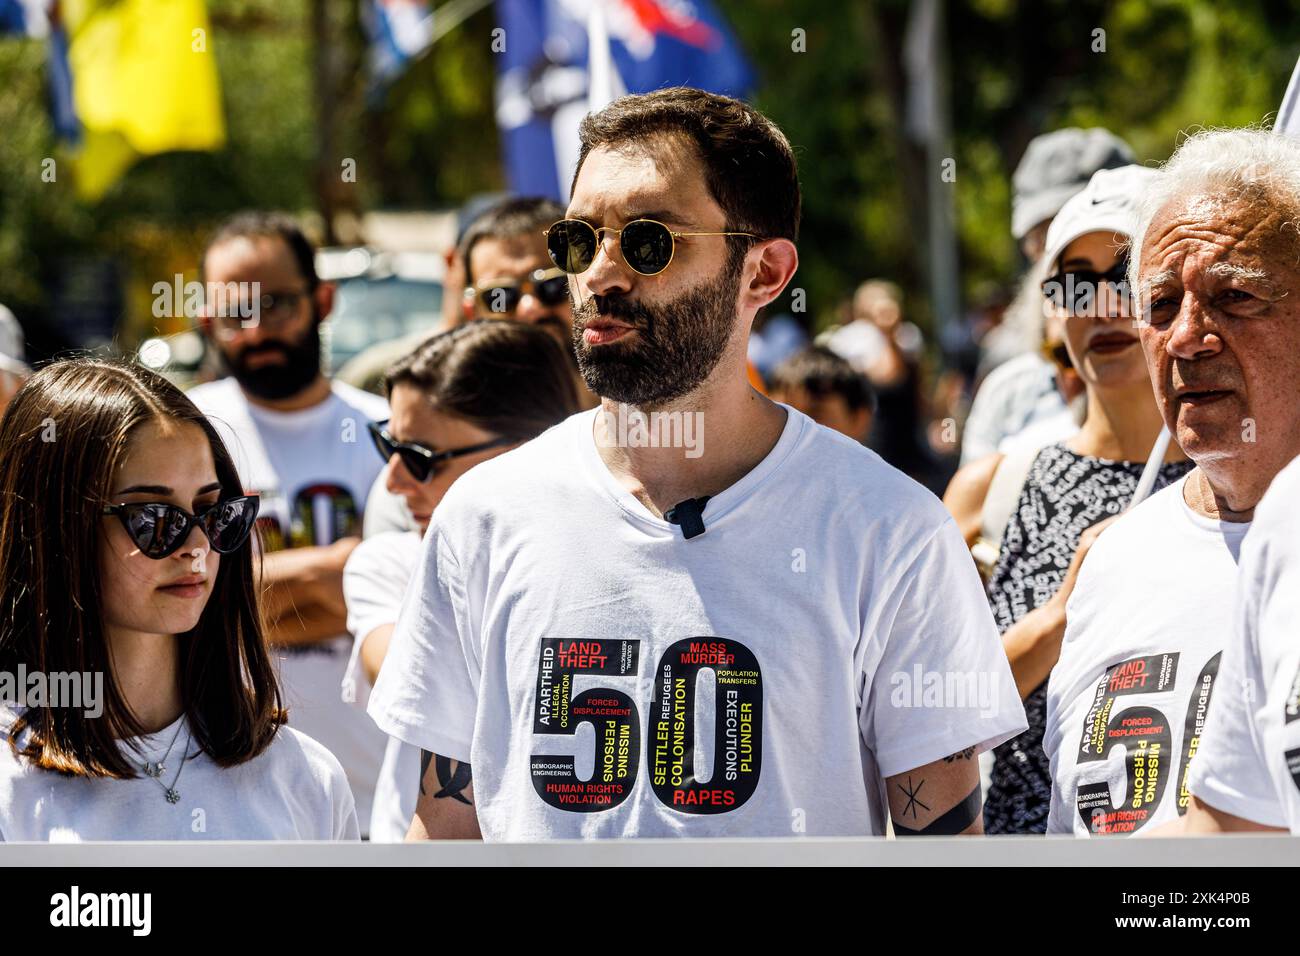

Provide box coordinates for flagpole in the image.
[430,0,493,46]
[1127,425,1172,511]
[587,0,615,111]
[1277,53,1300,137]
[904,0,961,361]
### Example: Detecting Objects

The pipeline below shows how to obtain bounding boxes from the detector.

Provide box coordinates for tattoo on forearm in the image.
[943,746,976,762]
[418,750,474,805]
[434,754,473,805]
[898,775,930,819]
[419,750,434,797]
[893,784,981,836]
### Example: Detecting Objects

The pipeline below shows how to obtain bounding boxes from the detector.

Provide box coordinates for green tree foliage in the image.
[0,0,1296,357]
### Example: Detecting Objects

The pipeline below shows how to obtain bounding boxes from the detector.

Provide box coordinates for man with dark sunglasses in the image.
[457,198,588,377]
[189,211,390,835]
[370,88,1025,842]
[360,198,600,541]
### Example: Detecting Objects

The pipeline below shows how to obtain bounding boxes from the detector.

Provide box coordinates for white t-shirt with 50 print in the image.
[1045,476,1250,836]
[369,406,1027,840]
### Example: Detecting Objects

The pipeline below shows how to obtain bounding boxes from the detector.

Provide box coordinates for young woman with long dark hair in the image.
[0,359,358,840]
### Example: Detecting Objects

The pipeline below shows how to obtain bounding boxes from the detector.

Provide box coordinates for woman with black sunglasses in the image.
[342,320,580,840]
[0,359,358,840]
[943,166,1191,835]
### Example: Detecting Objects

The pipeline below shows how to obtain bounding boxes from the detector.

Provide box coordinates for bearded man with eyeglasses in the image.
[189,211,390,836]
[370,87,1026,841]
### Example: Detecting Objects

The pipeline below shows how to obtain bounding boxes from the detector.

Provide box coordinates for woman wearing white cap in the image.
[944,165,1190,834]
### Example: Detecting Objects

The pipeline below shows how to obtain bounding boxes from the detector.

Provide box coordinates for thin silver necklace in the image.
[139,719,191,805]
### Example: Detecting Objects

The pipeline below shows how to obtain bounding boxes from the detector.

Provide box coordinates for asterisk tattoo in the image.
[899,776,930,819]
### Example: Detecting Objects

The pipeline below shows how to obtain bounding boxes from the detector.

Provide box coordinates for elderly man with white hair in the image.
[1042,126,1300,836]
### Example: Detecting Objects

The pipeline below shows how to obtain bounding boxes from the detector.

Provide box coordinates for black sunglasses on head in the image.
[102,495,260,559]
[368,421,513,483]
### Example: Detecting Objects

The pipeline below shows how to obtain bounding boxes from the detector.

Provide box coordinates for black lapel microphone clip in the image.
[663,495,711,540]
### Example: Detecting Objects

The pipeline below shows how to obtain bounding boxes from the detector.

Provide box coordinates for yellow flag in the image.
[63,0,226,201]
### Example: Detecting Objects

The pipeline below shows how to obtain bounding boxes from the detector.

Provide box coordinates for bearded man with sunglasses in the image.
[370,87,1026,841]
[189,211,389,835]
[360,198,600,542]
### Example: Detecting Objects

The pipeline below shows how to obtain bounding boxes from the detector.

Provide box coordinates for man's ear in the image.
[314,281,335,323]
[459,288,477,323]
[740,239,798,313]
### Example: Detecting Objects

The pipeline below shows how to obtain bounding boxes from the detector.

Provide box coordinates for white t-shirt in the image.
[1044,476,1251,836]
[821,320,924,371]
[962,352,1068,465]
[188,376,390,832]
[369,406,1027,840]
[996,405,1079,456]
[1188,455,1300,829]
[342,531,424,842]
[821,320,887,370]
[0,708,359,841]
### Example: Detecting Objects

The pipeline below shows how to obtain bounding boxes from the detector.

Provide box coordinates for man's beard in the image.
[222,319,323,401]
[571,250,743,406]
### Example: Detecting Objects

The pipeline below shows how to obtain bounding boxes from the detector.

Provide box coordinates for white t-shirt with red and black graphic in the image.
[189,376,389,833]
[1044,475,1250,836]
[1188,455,1300,830]
[368,406,1027,840]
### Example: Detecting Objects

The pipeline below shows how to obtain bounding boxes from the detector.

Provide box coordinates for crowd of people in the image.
[1,85,1299,842]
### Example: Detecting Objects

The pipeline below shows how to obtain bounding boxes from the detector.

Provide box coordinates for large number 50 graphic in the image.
[530,637,763,814]
[1074,651,1220,835]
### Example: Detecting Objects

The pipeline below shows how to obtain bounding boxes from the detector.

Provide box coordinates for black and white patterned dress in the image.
[982,442,1191,834]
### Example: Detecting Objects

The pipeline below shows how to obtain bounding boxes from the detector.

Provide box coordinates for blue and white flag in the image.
[0,1,78,143]
[0,0,46,35]
[493,0,754,201]
[46,1,77,143]
[363,0,435,100]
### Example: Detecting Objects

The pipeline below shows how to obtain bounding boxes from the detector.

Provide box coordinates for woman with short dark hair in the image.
[343,320,581,840]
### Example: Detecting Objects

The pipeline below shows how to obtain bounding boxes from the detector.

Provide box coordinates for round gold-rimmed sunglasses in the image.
[544,218,762,277]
